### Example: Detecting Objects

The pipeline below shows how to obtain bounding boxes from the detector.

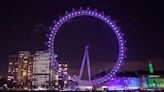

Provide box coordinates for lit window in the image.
[24,56,28,59]
[23,72,27,77]
[24,60,28,63]
[64,68,68,71]
[64,72,67,74]
[64,81,67,84]
[16,68,18,72]
[64,64,67,67]
[9,62,13,65]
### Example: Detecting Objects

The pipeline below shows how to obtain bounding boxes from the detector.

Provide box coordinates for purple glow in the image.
[47,9,126,86]
[102,77,140,90]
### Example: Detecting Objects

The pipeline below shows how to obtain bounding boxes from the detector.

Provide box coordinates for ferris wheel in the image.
[47,8,126,86]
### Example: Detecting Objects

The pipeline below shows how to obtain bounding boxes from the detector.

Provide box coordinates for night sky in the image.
[0,0,164,78]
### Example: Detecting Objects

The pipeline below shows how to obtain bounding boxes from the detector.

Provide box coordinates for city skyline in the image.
[0,0,164,76]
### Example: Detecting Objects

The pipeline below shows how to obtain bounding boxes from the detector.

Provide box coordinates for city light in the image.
[48,9,126,86]
[0,1,163,91]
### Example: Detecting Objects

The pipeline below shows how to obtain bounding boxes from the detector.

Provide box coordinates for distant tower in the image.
[148,61,154,74]
[79,44,91,80]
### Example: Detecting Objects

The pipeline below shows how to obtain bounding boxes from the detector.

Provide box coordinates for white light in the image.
[98,14,101,17]
[68,14,71,17]
[59,20,62,23]
[65,15,68,18]
[101,16,104,19]
[57,22,60,25]
[62,18,65,21]
[53,28,56,30]
[112,24,115,28]
[51,30,54,33]
[55,25,57,28]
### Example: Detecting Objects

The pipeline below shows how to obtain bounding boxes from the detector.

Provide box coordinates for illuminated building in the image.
[7,55,19,82]
[32,51,69,89]
[91,61,164,90]
[32,51,51,87]
[51,63,68,89]
[58,63,68,88]
[148,61,154,74]
[17,51,33,87]
[7,51,33,88]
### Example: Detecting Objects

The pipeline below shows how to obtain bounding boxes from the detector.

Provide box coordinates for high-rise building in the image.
[7,55,19,82]
[32,51,51,87]
[7,50,69,89]
[7,51,33,88]
[32,51,69,88]
[58,63,68,88]
[51,63,68,89]
[17,51,33,87]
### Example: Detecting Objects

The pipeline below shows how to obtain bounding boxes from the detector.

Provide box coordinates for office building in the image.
[32,51,51,87]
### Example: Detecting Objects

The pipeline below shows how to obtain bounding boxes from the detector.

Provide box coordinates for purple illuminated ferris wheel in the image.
[47,8,126,86]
